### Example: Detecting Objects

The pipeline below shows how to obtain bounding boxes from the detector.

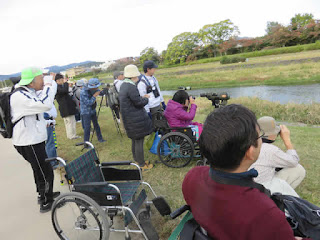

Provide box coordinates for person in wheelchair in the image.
[182,104,300,239]
[164,90,203,139]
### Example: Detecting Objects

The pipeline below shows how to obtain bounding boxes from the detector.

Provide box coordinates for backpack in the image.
[0,87,27,138]
[210,170,320,239]
[107,82,119,108]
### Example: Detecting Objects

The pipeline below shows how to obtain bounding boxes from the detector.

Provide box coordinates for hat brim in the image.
[265,125,281,136]
[19,78,34,86]
[87,82,101,88]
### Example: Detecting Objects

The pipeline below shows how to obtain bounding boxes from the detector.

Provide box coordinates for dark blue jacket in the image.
[80,87,97,115]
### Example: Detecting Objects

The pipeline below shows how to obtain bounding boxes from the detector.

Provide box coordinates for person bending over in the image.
[164,90,203,139]
[250,116,305,197]
[182,104,303,239]
[80,78,105,143]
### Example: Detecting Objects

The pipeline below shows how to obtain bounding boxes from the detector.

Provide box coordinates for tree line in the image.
[138,13,320,67]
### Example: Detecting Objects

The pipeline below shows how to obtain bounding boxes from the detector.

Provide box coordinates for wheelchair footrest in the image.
[139,218,159,240]
[152,196,172,216]
[125,189,147,225]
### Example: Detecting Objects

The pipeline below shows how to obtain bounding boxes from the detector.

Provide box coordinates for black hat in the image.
[143,60,158,72]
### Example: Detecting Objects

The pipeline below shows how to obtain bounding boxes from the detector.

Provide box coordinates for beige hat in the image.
[258,116,281,137]
[124,65,140,78]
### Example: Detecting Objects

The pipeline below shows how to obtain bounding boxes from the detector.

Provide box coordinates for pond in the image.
[161,84,320,104]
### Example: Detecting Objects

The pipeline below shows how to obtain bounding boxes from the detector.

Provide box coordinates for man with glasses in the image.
[182,105,300,239]
[250,116,305,197]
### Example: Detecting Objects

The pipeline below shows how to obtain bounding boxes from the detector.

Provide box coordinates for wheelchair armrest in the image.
[45,157,66,166]
[101,161,132,166]
[170,205,190,219]
[169,126,192,131]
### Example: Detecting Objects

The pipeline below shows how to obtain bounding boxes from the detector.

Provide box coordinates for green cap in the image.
[19,67,43,86]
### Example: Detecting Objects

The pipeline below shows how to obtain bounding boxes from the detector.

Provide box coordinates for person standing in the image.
[72,79,85,122]
[11,67,59,213]
[137,60,166,123]
[119,65,153,171]
[55,73,80,139]
[80,78,105,143]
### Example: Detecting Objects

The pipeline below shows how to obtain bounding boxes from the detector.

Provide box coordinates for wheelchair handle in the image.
[170,205,190,219]
[75,141,94,149]
[101,161,133,166]
[45,157,66,167]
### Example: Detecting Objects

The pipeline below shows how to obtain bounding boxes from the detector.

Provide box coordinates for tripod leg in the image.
[90,95,104,142]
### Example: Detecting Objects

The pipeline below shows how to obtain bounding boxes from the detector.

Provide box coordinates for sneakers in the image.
[98,139,106,143]
[140,163,153,171]
[38,191,60,204]
[117,118,121,124]
[40,201,53,213]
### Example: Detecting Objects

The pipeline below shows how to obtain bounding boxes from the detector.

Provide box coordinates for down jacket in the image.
[164,99,197,127]
[55,82,78,118]
[119,80,152,139]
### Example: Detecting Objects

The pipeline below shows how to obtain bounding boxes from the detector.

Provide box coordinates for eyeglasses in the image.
[257,129,265,139]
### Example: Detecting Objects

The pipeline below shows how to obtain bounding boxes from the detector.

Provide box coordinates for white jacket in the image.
[10,84,56,146]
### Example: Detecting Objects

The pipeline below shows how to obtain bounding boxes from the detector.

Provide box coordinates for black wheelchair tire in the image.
[157,132,194,168]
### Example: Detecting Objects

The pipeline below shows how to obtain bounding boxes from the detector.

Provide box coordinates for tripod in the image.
[90,94,104,143]
[104,89,123,138]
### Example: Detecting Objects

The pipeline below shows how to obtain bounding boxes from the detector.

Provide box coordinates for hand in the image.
[189,96,195,104]
[279,125,293,149]
[144,94,150,98]
[93,90,101,97]
[50,72,56,80]
[63,78,68,83]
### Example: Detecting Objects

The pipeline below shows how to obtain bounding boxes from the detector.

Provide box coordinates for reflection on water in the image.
[161,84,320,104]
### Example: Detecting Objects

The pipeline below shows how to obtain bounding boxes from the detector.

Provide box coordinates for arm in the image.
[176,104,197,121]
[270,147,300,168]
[80,90,97,106]
[137,81,150,112]
[154,78,164,102]
[128,85,148,108]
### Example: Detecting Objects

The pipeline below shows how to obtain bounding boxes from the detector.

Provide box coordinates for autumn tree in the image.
[291,13,314,30]
[266,21,282,35]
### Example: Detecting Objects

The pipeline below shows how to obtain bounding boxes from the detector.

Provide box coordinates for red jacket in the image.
[182,166,298,240]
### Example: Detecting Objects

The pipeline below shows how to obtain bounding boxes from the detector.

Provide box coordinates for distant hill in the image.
[0,61,103,81]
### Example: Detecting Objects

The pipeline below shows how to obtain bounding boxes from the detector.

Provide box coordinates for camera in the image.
[200,92,230,108]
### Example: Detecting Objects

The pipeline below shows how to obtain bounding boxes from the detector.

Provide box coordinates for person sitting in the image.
[182,104,302,239]
[250,116,306,197]
[164,90,202,139]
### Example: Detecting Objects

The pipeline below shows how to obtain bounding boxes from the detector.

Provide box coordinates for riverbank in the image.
[53,97,320,239]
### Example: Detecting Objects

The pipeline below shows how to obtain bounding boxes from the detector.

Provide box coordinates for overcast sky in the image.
[0,0,319,75]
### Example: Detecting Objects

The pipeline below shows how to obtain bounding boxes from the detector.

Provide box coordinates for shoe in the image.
[140,163,153,171]
[40,201,53,213]
[38,191,60,204]
[76,120,81,123]
[117,118,121,124]
[98,139,106,143]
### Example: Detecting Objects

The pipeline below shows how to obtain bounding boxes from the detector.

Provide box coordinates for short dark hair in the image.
[172,90,189,105]
[55,73,64,81]
[199,104,259,171]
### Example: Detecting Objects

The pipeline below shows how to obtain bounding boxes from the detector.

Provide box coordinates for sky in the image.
[0,0,319,75]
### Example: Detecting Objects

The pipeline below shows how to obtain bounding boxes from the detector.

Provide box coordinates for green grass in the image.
[54,98,320,239]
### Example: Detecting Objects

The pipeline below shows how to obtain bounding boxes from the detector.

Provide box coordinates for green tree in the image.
[165,32,199,65]
[266,21,282,35]
[291,13,314,30]
[198,19,240,57]
[139,47,160,65]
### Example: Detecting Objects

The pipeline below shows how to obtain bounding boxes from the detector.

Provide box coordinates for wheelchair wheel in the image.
[157,132,194,168]
[51,192,109,240]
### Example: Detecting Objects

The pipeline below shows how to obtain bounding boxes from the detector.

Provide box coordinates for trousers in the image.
[63,115,77,139]
[14,142,54,202]
[81,112,103,142]
[131,138,145,167]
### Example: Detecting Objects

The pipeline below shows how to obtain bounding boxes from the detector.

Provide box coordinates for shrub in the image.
[220,56,246,64]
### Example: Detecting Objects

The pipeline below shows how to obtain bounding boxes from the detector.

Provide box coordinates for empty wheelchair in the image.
[46,142,171,240]
[152,111,202,168]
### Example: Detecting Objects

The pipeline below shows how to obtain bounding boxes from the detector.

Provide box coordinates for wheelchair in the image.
[168,205,213,240]
[152,111,205,168]
[46,142,171,240]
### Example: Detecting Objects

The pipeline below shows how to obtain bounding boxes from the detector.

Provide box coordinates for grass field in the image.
[74,49,320,90]
[54,97,320,239]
